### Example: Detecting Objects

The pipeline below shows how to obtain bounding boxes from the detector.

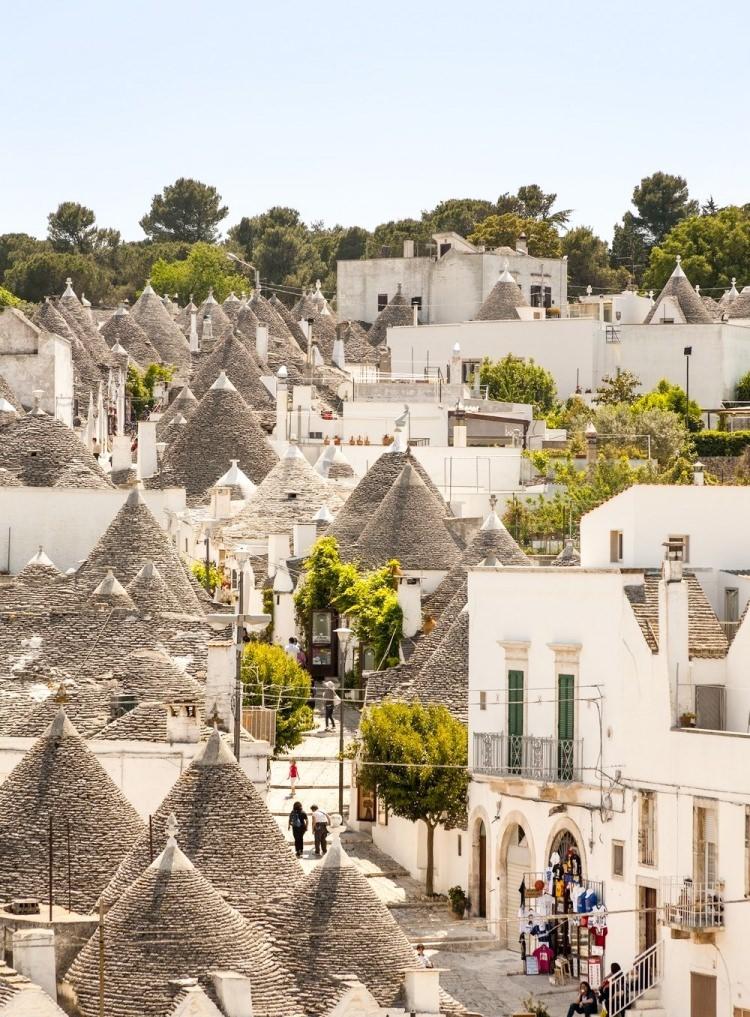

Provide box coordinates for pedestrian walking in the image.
[288,759,300,796]
[288,801,307,858]
[322,680,338,730]
[310,803,330,855]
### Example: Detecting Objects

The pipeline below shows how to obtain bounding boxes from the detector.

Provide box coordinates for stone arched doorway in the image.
[498,822,531,950]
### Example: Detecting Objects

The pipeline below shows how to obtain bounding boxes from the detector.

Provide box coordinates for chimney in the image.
[267,533,290,579]
[189,309,199,352]
[311,342,324,367]
[137,420,158,479]
[13,929,57,1002]
[210,485,233,521]
[272,568,295,646]
[658,542,691,721]
[453,402,467,448]
[332,335,346,370]
[450,342,462,385]
[693,461,705,486]
[293,522,318,558]
[516,231,528,255]
[403,239,415,258]
[404,968,441,1014]
[111,434,132,473]
[210,971,253,1017]
[165,702,201,744]
[255,322,269,362]
[412,302,419,326]
[275,368,289,441]
[397,574,422,639]
[202,312,213,347]
[205,641,235,730]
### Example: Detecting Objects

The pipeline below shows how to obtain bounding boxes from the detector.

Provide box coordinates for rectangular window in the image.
[557,673,575,780]
[612,840,625,878]
[530,284,552,308]
[694,803,718,884]
[479,690,487,711]
[457,834,462,857]
[639,792,656,866]
[507,670,523,772]
[610,530,623,563]
[377,293,388,312]
[668,534,690,563]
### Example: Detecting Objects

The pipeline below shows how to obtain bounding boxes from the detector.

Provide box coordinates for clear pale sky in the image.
[2,0,745,244]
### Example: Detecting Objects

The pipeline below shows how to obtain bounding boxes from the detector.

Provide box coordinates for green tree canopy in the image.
[4,250,111,303]
[0,233,49,280]
[125,362,174,419]
[594,370,642,405]
[241,642,312,753]
[610,211,651,286]
[633,378,702,433]
[643,206,750,293]
[0,286,21,308]
[496,184,572,227]
[47,201,97,252]
[631,172,698,245]
[356,702,468,895]
[366,217,431,259]
[479,354,558,414]
[468,213,561,257]
[423,197,496,236]
[140,178,228,243]
[149,242,244,303]
[562,226,629,295]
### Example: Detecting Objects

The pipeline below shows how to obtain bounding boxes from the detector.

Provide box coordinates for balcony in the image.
[663,879,725,937]
[472,733,583,783]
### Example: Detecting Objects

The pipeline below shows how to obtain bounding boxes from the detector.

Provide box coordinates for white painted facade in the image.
[337,233,568,325]
[386,317,750,407]
[0,309,74,425]
[465,492,750,1016]
[0,487,186,575]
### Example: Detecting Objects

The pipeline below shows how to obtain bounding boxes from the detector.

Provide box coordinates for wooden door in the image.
[638,886,657,952]
[690,973,716,1017]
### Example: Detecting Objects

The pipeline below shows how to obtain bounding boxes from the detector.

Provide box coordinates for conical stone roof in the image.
[155,385,198,439]
[288,840,419,1011]
[100,305,162,367]
[197,291,233,344]
[269,293,309,349]
[552,538,581,566]
[727,285,750,320]
[76,489,201,612]
[475,262,529,320]
[59,282,113,370]
[53,459,111,490]
[67,820,298,1017]
[0,412,112,488]
[125,562,184,614]
[0,467,21,487]
[7,682,114,739]
[105,648,205,702]
[235,300,260,344]
[221,290,242,324]
[644,257,713,324]
[214,458,256,500]
[354,462,460,570]
[0,709,145,912]
[160,374,278,497]
[223,443,345,542]
[98,730,301,930]
[718,279,739,309]
[407,606,469,721]
[366,284,414,346]
[189,333,274,409]
[0,372,20,410]
[34,300,104,405]
[327,444,449,552]
[130,283,191,373]
[87,569,138,613]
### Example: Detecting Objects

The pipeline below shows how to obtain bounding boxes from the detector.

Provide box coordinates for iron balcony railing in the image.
[662,878,725,929]
[472,732,583,782]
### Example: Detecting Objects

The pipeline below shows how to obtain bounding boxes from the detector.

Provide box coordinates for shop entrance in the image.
[502,824,530,950]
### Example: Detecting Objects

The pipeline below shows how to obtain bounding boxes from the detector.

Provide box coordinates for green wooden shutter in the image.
[558,674,574,741]
[508,671,524,737]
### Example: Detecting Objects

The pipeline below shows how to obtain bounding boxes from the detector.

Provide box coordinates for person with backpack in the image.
[288,801,307,858]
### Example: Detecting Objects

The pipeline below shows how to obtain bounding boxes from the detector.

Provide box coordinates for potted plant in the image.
[680,711,696,728]
[519,996,550,1017]
[448,885,466,917]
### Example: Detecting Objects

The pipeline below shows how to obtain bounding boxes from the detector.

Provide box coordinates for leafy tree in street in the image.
[47,201,97,252]
[479,354,558,414]
[595,370,642,405]
[149,242,244,303]
[643,206,750,293]
[140,178,229,243]
[562,226,629,295]
[356,702,468,896]
[631,172,698,246]
[468,213,561,257]
[241,642,312,753]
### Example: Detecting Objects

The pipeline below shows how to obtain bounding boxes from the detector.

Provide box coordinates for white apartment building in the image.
[467,484,750,1017]
[337,231,568,325]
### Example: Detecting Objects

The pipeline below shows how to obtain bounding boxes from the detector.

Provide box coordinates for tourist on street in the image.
[288,801,307,858]
[284,636,300,658]
[310,803,330,855]
[598,962,621,1014]
[288,759,300,796]
[416,944,433,969]
[565,981,598,1017]
[322,680,337,730]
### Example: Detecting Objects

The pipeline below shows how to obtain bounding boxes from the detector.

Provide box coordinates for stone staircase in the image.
[625,986,666,1016]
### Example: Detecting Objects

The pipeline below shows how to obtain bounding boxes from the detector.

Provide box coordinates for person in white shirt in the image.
[416,945,433,968]
[310,804,330,856]
[284,636,300,658]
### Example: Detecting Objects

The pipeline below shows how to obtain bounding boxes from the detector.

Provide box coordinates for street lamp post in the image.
[227,252,260,294]
[684,346,693,430]
[206,559,270,761]
[333,626,353,817]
